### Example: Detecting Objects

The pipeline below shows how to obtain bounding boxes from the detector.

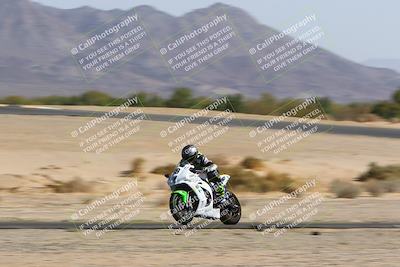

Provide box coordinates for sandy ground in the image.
[0,114,399,180]
[0,113,399,223]
[0,229,399,267]
[0,111,400,266]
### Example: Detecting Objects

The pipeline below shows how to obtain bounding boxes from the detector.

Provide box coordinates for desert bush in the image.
[220,165,298,193]
[47,177,92,193]
[2,88,399,122]
[393,89,400,104]
[120,158,146,177]
[372,101,400,119]
[330,179,360,198]
[328,102,376,121]
[166,88,196,108]
[381,179,400,193]
[354,113,382,122]
[243,93,278,115]
[79,91,113,106]
[151,164,176,175]
[269,172,299,193]
[357,163,400,181]
[222,165,262,192]
[131,158,145,174]
[240,157,265,170]
[364,179,385,197]
[211,154,230,166]
[0,96,33,105]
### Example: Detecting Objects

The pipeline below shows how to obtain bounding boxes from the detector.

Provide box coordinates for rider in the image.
[179,144,226,205]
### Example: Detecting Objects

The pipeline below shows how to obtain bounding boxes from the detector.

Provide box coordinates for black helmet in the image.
[181,145,198,162]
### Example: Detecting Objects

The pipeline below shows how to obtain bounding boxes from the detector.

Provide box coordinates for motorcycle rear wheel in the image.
[220,191,241,225]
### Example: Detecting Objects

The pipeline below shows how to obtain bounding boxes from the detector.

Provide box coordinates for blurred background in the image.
[0,1,399,266]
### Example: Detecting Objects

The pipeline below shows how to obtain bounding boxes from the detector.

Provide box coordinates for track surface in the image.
[1,221,399,230]
[1,105,400,138]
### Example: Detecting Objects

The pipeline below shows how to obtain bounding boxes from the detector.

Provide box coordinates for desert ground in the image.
[1,229,400,267]
[0,108,399,266]
[0,111,399,220]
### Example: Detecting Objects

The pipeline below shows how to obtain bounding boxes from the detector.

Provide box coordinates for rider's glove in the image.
[204,164,218,173]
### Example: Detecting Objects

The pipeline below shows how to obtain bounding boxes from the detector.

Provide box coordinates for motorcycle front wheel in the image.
[169,191,197,225]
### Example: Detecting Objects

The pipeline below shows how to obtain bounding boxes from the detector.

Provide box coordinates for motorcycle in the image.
[165,163,241,225]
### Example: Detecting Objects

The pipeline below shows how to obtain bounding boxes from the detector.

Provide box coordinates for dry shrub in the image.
[47,177,93,193]
[120,158,146,177]
[381,179,400,193]
[267,172,299,193]
[356,163,400,194]
[221,165,260,192]
[151,164,176,175]
[211,154,230,166]
[220,165,298,193]
[354,114,382,122]
[151,156,299,194]
[240,157,265,170]
[131,158,145,174]
[364,180,384,197]
[357,163,400,181]
[330,179,360,198]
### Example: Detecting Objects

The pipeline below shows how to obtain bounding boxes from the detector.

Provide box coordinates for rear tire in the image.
[220,191,241,225]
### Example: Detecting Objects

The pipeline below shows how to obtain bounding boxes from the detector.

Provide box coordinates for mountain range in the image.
[364,59,400,73]
[0,0,399,102]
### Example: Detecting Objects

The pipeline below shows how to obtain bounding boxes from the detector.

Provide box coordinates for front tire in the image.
[169,191,197,225]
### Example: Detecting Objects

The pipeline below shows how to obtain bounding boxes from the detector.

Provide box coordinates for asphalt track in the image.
[0,105,400,139]
[0,221,399,230]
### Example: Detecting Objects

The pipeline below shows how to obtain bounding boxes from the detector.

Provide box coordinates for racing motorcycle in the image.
[165,163,241,225]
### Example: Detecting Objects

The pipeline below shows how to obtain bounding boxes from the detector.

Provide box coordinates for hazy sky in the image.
[34,0,399,63]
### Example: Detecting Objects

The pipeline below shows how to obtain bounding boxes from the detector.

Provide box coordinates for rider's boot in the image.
[206,168,227,208]
[214,183,227,208]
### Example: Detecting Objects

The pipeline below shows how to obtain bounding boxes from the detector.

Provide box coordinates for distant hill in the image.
[363,59,400,73]
[0,0,399,102]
